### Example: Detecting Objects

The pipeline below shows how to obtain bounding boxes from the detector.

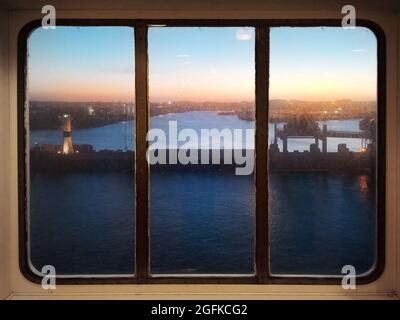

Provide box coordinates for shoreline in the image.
[30,149,374,174]
[29,110,367,131]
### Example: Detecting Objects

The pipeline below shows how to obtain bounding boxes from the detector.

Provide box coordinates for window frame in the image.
[17,19,386,285]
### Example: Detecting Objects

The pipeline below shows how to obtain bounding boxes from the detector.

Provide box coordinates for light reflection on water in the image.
[28,111,376,276]
[29,171,376,275]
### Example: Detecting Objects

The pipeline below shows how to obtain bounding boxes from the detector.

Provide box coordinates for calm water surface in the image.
[29,112,376,275]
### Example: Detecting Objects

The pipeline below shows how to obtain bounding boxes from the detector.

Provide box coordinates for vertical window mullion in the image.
[135,26,150,281]
[255,26,270,283]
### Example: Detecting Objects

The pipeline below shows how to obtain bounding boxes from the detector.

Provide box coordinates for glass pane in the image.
[269,27,377,276]
[27,27,135,275]
[149,27,255,274]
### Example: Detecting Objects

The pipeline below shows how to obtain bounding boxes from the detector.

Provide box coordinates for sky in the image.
[270,27,377,101]
[28,26,377,103]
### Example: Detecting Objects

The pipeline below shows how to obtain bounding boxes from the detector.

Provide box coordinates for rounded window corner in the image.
[19,257,45,286]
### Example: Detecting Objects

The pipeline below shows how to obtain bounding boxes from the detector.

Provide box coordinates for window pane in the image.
[149,27,255,274]
[269,27,377,276]
[27,27,135,275]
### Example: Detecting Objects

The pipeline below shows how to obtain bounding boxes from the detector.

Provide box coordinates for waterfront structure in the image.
[62,114,74,154]
[276,120,373,153]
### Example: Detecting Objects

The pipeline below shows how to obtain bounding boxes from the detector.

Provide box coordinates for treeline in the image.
[29,99,376,131]
[29,101,134,130]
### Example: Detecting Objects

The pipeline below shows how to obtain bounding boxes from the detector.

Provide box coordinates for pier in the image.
[275,122,373,153]
[30,116,376,174]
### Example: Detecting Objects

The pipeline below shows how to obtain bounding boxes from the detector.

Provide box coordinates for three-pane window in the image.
[19,21,384,284]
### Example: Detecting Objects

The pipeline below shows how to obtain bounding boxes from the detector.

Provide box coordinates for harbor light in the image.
[62,114,74,154]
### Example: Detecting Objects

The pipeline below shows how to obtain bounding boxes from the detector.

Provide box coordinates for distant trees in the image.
[359,117,377,143]
[285,114,320,136]
[29,101,134,130]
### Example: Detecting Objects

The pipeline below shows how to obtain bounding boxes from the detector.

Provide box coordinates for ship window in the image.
[268,27,380,278]
[24,26,136,277]
[18,20,385,284]
[148,27,255,275]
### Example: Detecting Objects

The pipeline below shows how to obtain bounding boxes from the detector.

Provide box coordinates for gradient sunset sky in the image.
[28,26,377,103]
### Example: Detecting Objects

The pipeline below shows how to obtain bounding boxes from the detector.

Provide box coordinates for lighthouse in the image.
[62,114,74,154]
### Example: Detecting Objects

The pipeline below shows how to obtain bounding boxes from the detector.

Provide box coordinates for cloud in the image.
[352,49,366,53]
[236,28,254,41]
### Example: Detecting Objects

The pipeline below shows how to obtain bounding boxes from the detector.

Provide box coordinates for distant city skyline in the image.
[28,26,377,103]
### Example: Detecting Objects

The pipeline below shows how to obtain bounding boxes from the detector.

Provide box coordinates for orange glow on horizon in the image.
[28,73,135,102]
[29,69,376,102]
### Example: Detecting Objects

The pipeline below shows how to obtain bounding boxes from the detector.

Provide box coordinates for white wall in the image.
[0,7,10,300]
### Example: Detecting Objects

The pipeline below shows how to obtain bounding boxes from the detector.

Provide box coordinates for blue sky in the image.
[28,26,377,102]
[28,27,135,102]
[270,27,377,101]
